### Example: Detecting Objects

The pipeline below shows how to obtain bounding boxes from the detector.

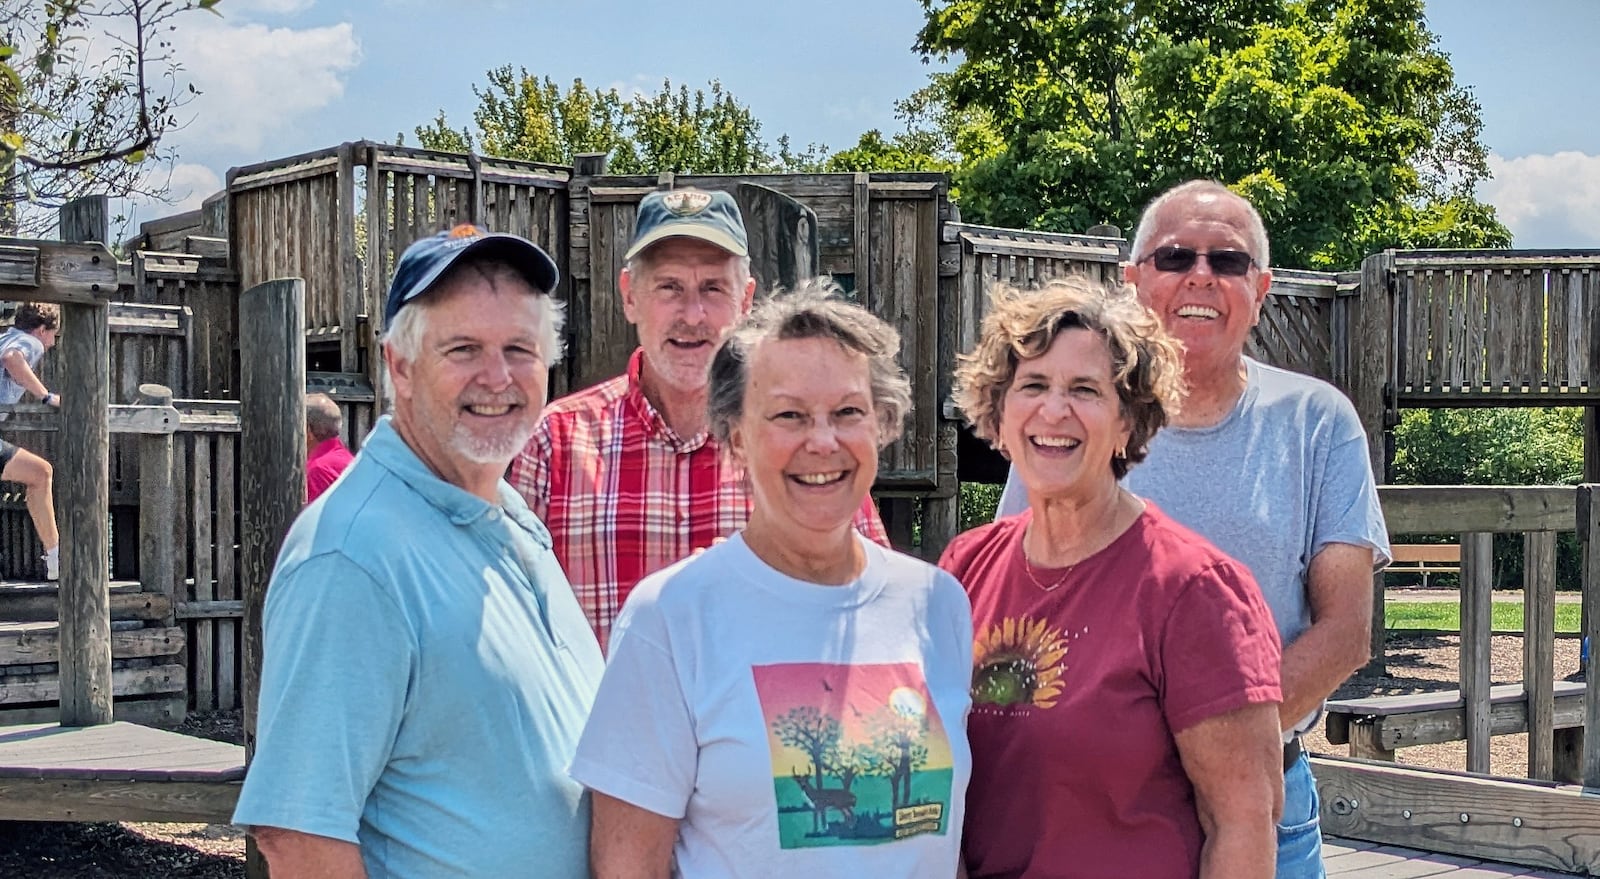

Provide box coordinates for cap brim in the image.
[389,234,560,326]
[623,224,748,261]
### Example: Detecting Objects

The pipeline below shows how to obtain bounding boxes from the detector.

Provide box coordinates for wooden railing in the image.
[1372,485,1598,779]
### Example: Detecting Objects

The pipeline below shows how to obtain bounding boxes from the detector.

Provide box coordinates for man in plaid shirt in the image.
[509,188,888,648]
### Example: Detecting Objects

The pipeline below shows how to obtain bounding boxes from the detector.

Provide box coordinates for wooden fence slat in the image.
[190,434,214,710]
[1523,530,1557,779]
[1460,531,1493,774]
[215,434,238,710]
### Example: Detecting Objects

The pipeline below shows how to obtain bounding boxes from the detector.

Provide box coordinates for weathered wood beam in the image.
[0,625,185,665]
[238,278,306,769]
[176,600,244,620]
[1379,485,1578,534]
[0,239,118,304]
[0,591,171,624]
[1314,756,1600,874]
[0,664,185,705]
[0,777,240,824]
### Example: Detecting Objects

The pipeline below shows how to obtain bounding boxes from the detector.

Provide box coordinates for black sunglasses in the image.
[1139,245,1256,277]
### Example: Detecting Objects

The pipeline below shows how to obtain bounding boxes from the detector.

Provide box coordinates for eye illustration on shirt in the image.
[971,616,1069,709]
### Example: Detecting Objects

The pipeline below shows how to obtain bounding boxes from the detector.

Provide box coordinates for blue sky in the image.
[134,0,1600,249]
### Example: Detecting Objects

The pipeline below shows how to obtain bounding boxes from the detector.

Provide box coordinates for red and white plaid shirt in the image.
[510,349,890,648]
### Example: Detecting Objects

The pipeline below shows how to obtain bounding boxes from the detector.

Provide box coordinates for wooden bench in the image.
[1387,543,1461,588]
[1323,680,1586,779]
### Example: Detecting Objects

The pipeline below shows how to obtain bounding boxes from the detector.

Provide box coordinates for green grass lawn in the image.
[1386,601,1582,633]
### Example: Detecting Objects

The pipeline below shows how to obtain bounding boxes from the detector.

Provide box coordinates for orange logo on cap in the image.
[448,224,482,239]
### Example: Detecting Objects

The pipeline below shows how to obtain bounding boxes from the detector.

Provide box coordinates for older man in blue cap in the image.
[509,188,887,651]
[233,225,603,879]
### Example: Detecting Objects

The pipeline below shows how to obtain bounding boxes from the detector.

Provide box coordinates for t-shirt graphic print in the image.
[752,661,955,849]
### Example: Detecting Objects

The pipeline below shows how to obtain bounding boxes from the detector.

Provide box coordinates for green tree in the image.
[1,0,215,235]
[1393,408,1584,589]
[412,69,824,175]
[915,0,1511,269]
[771,705,842,788]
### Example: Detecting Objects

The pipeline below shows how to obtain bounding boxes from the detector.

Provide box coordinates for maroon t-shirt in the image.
[939,504,1281,879]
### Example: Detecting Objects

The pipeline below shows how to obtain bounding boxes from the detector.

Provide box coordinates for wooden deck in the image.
[0,721,243,823]
[1328,837,1581,877]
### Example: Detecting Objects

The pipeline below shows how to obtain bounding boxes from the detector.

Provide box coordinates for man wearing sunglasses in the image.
[996,180,1390,879]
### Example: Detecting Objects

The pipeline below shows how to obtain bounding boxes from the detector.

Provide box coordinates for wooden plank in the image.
[1460,532,1493,773]
[238,278,307,789]
[191,433,214,711]
[57,299,112,726]
[0,695,184,728]
[138,386,177,601]
[1324,683,1586,751]
[0,664,186,705]
[1524,531,1557,779]
[0,776,240,823]
[1315,755,1600,875]
[1378,486,1577,534]
[1389,544,1462,563]
[0,240,119,304]
[175,600,244,620]
[0,625,185,665]
[215,435,238,711]
[1582,486,1600,787]
[1433,268,1459,385]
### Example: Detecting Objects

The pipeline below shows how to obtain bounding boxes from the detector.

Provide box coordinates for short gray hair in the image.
[708,278,911,449]
[624,249,752,290]
[382,258,565,365]
[305,393,343,442]
[1129,180,1271,270]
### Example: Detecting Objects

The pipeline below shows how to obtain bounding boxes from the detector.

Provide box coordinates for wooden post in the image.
[1354,251,1396,675]
[1581,485,1600,787]
[59,196,110,245]
[57,300,113,726]
[240,279,305,879]
[138,384,177,602]
[1524,531,1557,780]
[1460,531,1493,773]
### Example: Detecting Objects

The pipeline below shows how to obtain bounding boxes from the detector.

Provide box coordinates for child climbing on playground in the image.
[0,302,62,580]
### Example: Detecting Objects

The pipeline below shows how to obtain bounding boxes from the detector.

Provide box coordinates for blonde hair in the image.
[952,275,1186,479]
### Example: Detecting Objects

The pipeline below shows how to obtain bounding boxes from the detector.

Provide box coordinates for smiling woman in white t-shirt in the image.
[570,281,973,879]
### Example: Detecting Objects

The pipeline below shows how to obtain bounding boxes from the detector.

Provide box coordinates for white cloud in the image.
[173,18,361,152]
[224,0,318,15]
[1481,151,1600,249]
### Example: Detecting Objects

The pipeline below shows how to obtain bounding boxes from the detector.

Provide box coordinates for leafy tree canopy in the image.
[409,67,825,175]
[914,0,1511,269]
[1,0,216,235]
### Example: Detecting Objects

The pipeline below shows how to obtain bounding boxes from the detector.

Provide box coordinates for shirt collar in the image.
[308,436,347,460]
[360,416,552,546]
[622,348,713,453]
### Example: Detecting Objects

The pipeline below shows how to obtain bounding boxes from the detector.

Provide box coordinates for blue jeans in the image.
[1276,751,1325,879]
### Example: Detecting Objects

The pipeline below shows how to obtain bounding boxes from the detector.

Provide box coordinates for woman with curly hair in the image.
[941,276,1284,879]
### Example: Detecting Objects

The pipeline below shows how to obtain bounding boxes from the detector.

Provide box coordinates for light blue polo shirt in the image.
[233,416,603,879]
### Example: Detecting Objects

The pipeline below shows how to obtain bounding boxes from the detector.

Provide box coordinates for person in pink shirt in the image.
[305,393,354,503]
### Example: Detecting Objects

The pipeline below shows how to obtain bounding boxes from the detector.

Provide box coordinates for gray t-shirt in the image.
[0,327,45,406]
[996,358,1391,729]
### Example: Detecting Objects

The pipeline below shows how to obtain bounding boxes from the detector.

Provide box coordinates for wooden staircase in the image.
[0,580,186,727]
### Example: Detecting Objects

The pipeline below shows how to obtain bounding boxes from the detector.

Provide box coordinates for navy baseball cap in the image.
[624,188,748,261]
[383,224,559,326]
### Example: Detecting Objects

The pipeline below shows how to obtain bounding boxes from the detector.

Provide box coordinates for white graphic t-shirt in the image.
[570,533,973,878]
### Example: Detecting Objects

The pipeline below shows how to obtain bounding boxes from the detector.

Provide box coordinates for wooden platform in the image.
[0,721,243,823]
[1327,836,1580,876]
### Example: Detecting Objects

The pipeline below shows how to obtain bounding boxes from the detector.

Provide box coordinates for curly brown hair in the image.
[13,302,60,333]
[951,276,1186,480]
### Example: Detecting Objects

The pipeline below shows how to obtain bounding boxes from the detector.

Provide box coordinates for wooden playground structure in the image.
[0,142,1594,874]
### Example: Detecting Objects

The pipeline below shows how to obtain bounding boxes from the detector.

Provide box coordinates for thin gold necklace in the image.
[1023,489,1134,592]
[1023,558,1077,593]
